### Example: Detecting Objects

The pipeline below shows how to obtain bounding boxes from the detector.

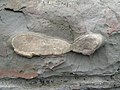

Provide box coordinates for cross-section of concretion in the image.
[10,32,71,57]
[72,33,105,55]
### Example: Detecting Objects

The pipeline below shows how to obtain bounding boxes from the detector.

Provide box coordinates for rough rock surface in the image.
[0,0,120,90]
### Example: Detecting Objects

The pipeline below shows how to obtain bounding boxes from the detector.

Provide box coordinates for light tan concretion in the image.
[72,33,105,55]
[9,32,105,57]
[10,32,71,58]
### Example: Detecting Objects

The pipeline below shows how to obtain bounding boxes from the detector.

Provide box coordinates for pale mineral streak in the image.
[10,32,71,58]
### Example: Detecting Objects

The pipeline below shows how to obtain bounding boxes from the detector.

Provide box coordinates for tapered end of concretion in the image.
[10,32,71,58]
[72,33,105,55]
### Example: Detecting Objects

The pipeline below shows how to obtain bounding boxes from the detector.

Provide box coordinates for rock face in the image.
[0,0,120,90]
[11,32,71,57]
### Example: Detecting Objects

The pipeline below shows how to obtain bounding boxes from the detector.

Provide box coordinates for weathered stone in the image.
[0,0,120,89]
[10,32,71,57]
[72,33,105,55]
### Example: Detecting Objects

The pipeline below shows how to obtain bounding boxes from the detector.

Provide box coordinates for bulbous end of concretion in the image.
[72,33,105,55]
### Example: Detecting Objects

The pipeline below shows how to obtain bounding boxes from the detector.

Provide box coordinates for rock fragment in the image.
[43,59,65,70]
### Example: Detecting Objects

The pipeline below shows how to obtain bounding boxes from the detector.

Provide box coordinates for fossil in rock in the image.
[71,33,105,55]
[9,32,71,58]
[8,32,105,58]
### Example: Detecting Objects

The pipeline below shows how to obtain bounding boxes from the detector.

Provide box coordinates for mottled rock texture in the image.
[0,0,120,90]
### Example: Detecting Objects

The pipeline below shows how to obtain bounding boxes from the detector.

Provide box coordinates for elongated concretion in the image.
[8,32,105,57]
[72,33,105,55]
[10,32,71,57]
